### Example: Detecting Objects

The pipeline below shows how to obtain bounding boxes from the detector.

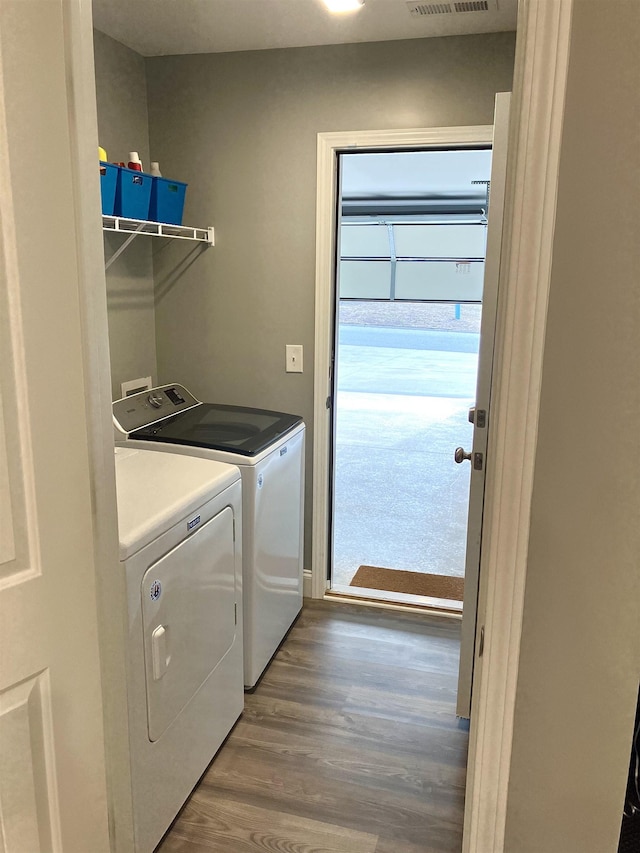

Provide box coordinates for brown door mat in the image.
[350,565,464,601]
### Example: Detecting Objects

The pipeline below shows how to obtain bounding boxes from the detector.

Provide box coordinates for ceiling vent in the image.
[407,0,492,16]
[455,1,490,12]
[407,2,453,15]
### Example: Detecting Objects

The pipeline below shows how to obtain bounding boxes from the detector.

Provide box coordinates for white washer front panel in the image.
[142,506,236,742]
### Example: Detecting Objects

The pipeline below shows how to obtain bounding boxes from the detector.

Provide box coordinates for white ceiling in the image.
[91,0,518,58]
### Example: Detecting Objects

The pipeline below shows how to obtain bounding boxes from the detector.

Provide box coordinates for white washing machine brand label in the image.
[257,474,264,489]
[187,514,201,531]
[149,580,162,601]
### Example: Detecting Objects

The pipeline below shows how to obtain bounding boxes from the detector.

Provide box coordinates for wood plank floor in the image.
[157,600,468,853]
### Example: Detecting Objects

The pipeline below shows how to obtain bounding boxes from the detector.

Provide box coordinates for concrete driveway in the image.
[332,322,479,588]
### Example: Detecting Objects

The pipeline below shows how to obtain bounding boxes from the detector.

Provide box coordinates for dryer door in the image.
[141,506,237,741]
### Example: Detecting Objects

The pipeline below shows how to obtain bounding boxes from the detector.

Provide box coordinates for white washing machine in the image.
[114,445,243,852]
[113,384,305,690]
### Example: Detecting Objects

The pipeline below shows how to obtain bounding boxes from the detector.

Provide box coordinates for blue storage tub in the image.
[149,176,187,225]
[115,166,152,220]
[99,162,118,215]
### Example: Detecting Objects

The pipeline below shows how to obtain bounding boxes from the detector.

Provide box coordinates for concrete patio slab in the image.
[331,316,480,590]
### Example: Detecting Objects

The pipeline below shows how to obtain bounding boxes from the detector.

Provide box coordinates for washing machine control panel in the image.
[113,383,199,435]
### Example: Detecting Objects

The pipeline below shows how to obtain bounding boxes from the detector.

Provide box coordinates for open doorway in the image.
[328,148,492,610]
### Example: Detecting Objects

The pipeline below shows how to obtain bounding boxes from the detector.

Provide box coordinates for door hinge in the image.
[469,407,487,428]
[478,625,485,658]
[234,602,237,624]
[326,395,332,409]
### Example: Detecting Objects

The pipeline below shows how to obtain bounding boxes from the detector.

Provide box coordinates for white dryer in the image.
[114,446,243,852]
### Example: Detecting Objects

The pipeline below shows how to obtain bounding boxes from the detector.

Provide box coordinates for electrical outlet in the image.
[286,345,303,373]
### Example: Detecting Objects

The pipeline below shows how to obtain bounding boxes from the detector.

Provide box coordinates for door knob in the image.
[454,447,472,464]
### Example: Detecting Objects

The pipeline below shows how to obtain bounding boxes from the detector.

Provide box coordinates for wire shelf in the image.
[102,216,214,269]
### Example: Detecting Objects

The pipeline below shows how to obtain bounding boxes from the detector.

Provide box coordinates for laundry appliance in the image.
[113,384,305,690]
[113,445,243,851]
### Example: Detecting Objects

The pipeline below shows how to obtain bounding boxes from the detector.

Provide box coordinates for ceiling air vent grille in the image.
[407,3,454,16]
[454,0,490,11]
[407,0,492,17]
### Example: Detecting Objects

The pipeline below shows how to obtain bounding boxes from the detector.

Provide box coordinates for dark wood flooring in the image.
[157,599,468,853]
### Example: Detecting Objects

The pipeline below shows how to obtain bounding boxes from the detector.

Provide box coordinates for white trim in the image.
[303,569,313,598]
[312,124,493,600]
[330,583,463,613]
[323,593,463,620]
[64,1,136,847]
[462,1,574,851]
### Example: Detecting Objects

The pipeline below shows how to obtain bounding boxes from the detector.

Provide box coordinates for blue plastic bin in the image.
[99,162,118,215]
[149,176,187,225]
[115,166,152,220]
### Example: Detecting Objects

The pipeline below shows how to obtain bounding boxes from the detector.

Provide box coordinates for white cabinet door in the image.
[0,1,111,849]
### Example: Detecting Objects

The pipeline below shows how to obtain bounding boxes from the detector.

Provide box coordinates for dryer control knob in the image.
[147,392,164,409]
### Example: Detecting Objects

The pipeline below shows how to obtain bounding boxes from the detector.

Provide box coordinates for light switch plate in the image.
[286,345,303,373]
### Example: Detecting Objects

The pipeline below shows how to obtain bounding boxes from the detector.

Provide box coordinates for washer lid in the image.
[130,403,304,457]
[114,446,240,560]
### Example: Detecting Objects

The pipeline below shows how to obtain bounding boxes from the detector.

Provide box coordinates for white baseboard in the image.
[303,569,313,599]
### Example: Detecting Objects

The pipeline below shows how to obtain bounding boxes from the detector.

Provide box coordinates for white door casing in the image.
[312,125,494,601]
[456,92,511,719]
[462,1,574,850]
[0,0,114,850]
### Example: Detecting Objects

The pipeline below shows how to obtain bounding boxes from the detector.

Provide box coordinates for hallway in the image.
[158,601,467,853]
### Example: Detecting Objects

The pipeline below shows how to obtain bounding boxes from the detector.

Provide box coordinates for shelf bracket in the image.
[104,223,146,270]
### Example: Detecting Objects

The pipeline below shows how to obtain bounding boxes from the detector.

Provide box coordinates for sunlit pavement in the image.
[332,324,480,587]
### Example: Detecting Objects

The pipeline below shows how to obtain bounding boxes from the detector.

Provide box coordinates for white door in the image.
[456,93,511,718]
[0,1,111,849]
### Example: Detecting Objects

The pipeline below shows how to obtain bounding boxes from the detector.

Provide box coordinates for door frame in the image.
[462,1,573,849]
[67,1,138,847]
[312,1,574,849]
[312,124,494,601]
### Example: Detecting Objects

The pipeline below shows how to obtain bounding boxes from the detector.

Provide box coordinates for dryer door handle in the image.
[151,624,169,680]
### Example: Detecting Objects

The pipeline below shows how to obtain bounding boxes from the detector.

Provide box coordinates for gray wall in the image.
[145,33,516,569]
[93,29,157,399]
[504,2,640,850]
